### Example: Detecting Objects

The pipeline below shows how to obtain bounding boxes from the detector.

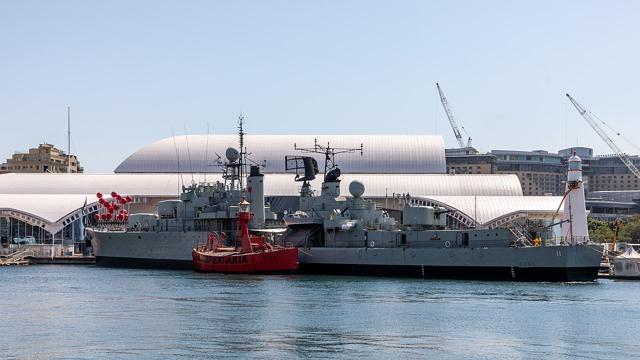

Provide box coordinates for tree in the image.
[587,218,630,243]
[621,216,640,242]
[589,226,614,243]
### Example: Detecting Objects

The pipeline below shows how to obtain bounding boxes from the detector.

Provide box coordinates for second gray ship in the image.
[280,142,602,282]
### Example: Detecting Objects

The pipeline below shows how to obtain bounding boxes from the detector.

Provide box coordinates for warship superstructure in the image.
[281,142,602,281]
[89,119,279,269]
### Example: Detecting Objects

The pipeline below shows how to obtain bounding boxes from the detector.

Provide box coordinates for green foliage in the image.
[587,216,640,243]
[589,226,614,243]
[621,217,640,242]
[587,218,613,243]
[588,219,609,232]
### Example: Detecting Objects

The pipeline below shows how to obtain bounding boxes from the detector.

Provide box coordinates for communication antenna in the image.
[238,113,247,188]
[171,129,185,190]
[204,122,210,183]
[184,125,195,184]
[67,106,71,173]
[293,139,363,176]
[238,114,246,187]
[212,115,249,191]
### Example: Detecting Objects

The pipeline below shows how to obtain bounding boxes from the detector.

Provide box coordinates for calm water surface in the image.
[1,265,638,359]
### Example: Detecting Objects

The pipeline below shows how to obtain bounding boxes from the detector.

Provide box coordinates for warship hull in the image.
[88,229,205,269]
[298,245,603,282]
[89,229,602,281]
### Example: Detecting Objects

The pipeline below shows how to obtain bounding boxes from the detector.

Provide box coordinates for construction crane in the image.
[566,93,640,179]
[461,126,473,148]
[436,83,471,148]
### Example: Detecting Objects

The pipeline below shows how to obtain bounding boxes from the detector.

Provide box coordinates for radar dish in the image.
[225,147,240,163]
[349,180,365,198]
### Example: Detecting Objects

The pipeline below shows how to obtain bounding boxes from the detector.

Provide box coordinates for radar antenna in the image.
[293,139,363,177]
[285,140,363,197]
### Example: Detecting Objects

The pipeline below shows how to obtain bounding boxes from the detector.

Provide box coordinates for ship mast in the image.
[67,106,71,174]
[221,115,247,191]
[238,114,246,189]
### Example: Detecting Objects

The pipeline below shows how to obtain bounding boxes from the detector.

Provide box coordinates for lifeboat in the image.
[192,199,298,273]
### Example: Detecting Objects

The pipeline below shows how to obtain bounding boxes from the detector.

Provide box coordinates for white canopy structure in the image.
[0,173,524,197]
[0,172,525,238]
[410,195,564,229]
[614,246,640,278]
[0,194,95,235]
[114,134,447,174]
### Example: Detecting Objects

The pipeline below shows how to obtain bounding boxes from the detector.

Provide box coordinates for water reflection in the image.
[0,266,638,359]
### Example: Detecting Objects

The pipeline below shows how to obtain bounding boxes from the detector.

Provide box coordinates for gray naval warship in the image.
[88,121,280,269]
[281,142,603,282]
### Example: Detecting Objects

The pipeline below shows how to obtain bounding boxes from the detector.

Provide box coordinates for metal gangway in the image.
[0,249,32,266]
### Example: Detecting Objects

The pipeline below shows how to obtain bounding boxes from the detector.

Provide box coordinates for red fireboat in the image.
[192,199,298,273]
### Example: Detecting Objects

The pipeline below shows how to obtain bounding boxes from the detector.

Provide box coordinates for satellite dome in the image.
[225,147,240,163]
[349,180,365,198]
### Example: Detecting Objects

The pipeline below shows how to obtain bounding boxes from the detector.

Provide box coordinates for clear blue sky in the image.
[1,1,639,172]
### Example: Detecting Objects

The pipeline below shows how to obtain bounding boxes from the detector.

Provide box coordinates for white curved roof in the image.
[114,134,447,174]
[268,174,523,197]
[0,194,91,224]
[0,173,182,196]
[413,195,564,228]
[0,173,522,197]
[0,172,523,234]
[0,194,96,234]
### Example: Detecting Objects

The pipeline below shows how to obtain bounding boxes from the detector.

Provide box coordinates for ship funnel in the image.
[247,165,265,228]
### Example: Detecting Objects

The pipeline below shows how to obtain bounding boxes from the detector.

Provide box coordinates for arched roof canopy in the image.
[115,134,447,174]
[411,195,564,229]
[0,173,523,197]
[0,173,525,233]
[0,194,100,234]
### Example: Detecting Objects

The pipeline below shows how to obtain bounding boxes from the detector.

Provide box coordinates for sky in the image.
[1,1,639,173]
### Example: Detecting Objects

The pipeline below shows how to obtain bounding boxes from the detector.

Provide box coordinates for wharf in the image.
[29,256,95,265]
[0,250,31,266]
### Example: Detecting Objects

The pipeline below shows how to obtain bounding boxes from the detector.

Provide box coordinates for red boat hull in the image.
[192,247,298,273]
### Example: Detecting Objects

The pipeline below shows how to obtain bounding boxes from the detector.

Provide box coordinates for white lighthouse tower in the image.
[561,152,589,244]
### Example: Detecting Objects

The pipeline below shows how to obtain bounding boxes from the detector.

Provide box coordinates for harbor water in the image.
[1,266,638,359]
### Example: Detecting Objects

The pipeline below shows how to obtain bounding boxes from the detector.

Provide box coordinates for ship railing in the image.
[508,222,533,247]
[543,236,592,246]
[8,244,75,257]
